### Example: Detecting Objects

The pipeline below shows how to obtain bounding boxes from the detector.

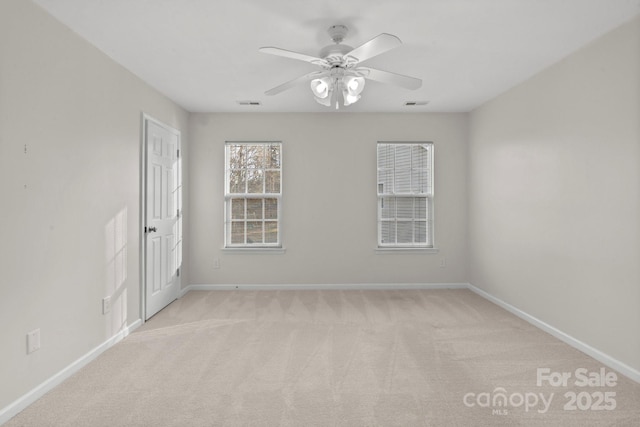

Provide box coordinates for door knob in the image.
[146,226,157,233]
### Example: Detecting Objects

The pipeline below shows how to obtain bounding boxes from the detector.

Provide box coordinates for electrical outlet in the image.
[439,257,446,268]
[27,329,40,354]
[102,296,111,315]
[213,258,220,269]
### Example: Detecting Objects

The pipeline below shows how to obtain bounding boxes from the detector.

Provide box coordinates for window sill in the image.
[375,247,439,254]
[223,247,286,254]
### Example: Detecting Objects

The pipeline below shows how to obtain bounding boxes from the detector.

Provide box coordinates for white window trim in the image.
[376,141,435,250]
[224,141,283,249]
[375,247,439,254]
[222,247,286,254]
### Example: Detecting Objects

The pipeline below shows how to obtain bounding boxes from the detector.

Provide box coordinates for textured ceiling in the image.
[33,0,640,113]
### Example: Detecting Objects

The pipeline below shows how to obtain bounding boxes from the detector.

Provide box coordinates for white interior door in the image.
[145,118,181,319]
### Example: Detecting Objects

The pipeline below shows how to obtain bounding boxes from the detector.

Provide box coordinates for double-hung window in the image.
[225,142,282,247]
[377,142,433,248]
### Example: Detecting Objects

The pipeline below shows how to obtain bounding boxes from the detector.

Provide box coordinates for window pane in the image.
[412,144,429,168]
[246,145,264,169]
[247,170,264,193]
[412,168,429,193]
[415,198,427,220]
[231,198,245,219]
[394,168,411,193]
[415,221,427,243]
[229,170,245,193]
[397,221,413,244]
[246,198,263,219]
[395,145,411,169]
[396,198,414,219]
[378,169,393,194]
[377,144,394,169]
[231,222,245,244]
[229,145,246,169]
[380,197,396,219]
[380,221,396,244]
[265,171,280,193]
[265,221,278,243]
[265,145,281,168]
[246,221,263,244]
[265,198,278,219]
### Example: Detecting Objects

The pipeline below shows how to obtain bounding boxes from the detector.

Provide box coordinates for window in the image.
[377,142,433,248]
[225,142,281,247]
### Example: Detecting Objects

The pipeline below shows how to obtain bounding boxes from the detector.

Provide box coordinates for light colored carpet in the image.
[5,289,640,426]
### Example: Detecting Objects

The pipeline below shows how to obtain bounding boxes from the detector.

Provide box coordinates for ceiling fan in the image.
[259,25,422,109]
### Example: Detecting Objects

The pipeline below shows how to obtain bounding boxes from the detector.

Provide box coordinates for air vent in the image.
[237,100,262,106]
[404,101,429,106]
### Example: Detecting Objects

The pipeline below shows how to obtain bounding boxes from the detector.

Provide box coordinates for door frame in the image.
[139,113,182,323]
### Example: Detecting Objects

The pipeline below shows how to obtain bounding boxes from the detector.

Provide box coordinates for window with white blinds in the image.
[225,142,281,247]
[377,142,433,247]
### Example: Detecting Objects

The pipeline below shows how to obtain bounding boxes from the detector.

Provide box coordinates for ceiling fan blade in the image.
[259,47,328,67]
[264,71,328,96]
[344,33,402,63]
[357,67,422,90]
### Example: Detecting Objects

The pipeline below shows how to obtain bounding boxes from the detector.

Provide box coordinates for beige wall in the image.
[469,16,640,371]
[0,0,189,409]
[188,113,468,285]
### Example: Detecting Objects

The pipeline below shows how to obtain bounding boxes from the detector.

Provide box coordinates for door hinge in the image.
[177,268,180,277]
[177,149,180,158]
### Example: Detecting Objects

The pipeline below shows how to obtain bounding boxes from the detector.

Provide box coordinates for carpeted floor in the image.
[5,289,640,426]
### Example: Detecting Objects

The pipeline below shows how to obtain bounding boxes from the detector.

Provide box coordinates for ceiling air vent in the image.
[404,101,429,106]
[237,100,261,106]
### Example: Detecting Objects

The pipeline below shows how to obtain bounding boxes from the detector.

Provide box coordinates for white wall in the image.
[0,0,189,410]
[189,113,468,285]
[469,16,640,372]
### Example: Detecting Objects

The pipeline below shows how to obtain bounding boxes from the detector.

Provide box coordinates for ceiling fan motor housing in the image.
[320,25,353,64]
[319,43,353,62]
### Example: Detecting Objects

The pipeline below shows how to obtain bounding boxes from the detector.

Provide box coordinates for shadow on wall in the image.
[104,207,128,337]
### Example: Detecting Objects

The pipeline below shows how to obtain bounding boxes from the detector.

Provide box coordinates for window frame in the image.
[376,141,434,249]
[224,141,282,249]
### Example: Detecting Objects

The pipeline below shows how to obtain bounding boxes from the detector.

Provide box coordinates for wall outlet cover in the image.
[27,329,40,354]
[102,296,111,315]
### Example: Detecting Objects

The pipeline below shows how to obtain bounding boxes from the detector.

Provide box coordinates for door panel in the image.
[145,118,181,319]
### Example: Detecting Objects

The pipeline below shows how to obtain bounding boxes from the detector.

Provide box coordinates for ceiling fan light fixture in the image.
[341,76,365,106]
[342,90,361,106]
[312,86,333,106]
[345,76,365,95]
[310,78,330,99]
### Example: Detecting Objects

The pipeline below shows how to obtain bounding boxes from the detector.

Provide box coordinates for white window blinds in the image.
[377,142,433,247]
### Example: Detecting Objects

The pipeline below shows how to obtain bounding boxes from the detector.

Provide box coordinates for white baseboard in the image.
[180,282,469,297]
[467,283,640,384]
[0,319,142,425]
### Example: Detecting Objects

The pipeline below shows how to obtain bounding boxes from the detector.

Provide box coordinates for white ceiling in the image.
[33,0,640,113]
